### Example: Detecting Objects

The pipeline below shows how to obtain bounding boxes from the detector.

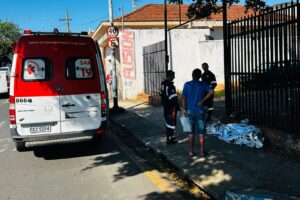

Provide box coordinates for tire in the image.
[92,135,103,143]
[15,142,26,152]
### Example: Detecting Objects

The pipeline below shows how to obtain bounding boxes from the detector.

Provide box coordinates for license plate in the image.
[30,125,51,133]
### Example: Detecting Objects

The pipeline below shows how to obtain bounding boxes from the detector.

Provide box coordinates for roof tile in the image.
[114,4,254,22]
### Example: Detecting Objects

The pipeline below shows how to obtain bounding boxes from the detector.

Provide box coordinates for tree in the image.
[169,0,269,20]
[0,21,20,59]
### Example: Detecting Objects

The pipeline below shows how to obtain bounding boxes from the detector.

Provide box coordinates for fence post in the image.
[223,0,232,116]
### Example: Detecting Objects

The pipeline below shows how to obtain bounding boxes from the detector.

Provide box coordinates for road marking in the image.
[144,170,176,193]
[0,121,6,128]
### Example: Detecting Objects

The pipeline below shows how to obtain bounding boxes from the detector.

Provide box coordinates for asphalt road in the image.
[0,96,9,140]
[0,97,178,200]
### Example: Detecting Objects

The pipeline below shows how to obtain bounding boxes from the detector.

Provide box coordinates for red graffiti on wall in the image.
[121,30,135,84]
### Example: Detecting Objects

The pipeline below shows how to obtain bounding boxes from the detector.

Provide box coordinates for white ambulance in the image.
[9,29,108,151]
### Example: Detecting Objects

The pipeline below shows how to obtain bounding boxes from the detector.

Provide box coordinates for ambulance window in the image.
[66,58,94,80]
[22,58,52,81]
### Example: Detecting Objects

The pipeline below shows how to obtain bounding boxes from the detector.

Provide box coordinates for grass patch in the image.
[215,89,225,98]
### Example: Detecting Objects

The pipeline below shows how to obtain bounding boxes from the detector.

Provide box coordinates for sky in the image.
[0,0,287,33]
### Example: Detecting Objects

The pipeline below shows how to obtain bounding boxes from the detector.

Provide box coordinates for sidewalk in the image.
[110,99,300,199]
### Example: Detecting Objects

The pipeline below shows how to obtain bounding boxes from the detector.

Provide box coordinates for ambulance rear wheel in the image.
[92,135,103,143]
[15,142,26,152]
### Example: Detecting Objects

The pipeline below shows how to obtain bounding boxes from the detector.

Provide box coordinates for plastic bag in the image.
[180,116,192,132]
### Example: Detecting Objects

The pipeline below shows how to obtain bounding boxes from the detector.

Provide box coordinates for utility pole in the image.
[121,0,124,29]
[164,0,169,74]
[132,0,136,10]
[222,0,231,115]
[59,10,72,32]
[108,0,122,113]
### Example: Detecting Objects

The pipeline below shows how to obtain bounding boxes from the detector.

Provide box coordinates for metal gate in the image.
[226,2,300,134]
[143,41,166,96]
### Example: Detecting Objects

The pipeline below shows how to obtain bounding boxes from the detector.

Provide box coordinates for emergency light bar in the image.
[24,30,32,34]
[23,29,88,36]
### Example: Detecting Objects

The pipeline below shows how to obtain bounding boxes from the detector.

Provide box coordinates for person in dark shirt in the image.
[160,70,179,144]
[201,63,217,122]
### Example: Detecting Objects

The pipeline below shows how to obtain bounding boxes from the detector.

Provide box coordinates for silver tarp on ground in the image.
[206,123,264,148]
[225,188,300,200]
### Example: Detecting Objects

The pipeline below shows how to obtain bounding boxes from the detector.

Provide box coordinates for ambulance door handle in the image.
[62,103,75,108]
[56,86,63,93]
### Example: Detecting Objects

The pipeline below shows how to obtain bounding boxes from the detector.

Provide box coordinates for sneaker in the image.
[166,138,178,144]
[170,137,178,144]
[200,152,208,157]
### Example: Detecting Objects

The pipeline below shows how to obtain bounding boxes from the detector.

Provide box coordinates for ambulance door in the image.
[60,56,102,133]
[14,57,62,136]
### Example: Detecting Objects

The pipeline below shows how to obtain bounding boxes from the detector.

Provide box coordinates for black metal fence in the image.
[226,2,300,134]
[143,41,166,96]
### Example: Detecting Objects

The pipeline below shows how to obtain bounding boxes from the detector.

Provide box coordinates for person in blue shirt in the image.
[182,68,214,156]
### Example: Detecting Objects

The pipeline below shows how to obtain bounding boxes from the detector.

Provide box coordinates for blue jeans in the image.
[188,110,206,135]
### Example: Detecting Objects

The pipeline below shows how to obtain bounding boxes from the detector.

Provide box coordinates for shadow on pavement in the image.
[0,93,9,99]
[138,191,185,200]
[81,150,142,182]
[32,132,148,183]
[33,134,114,160]
[113,100,300,199]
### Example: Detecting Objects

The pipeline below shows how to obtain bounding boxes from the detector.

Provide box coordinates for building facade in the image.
[92,4,252,99]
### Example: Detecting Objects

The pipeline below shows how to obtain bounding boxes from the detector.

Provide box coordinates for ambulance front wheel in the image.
[15,142,26,152]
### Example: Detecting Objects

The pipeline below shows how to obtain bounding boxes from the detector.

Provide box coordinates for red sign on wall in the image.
[120,30,135,86]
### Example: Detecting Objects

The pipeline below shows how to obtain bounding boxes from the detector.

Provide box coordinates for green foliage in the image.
[215,89,225,98]
[169,0,269,20]
[0,21,20,58]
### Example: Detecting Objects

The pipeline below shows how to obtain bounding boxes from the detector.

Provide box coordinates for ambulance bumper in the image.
[10,121,107,143]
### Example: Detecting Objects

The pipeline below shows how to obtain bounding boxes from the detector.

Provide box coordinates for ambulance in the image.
[9,29,108,151]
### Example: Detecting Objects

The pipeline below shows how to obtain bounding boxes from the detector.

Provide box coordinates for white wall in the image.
[134,29,166,98]
[169,29,210,90]
[211,27,224,40]
[198,40,224,86]
[115,28,224,99]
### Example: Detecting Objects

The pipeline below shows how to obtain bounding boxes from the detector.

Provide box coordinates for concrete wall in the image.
[169,29,210,91]
[211,27,224,40]
[133,29,166,98]
[106,28,225,100]
[198,40,224,89]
